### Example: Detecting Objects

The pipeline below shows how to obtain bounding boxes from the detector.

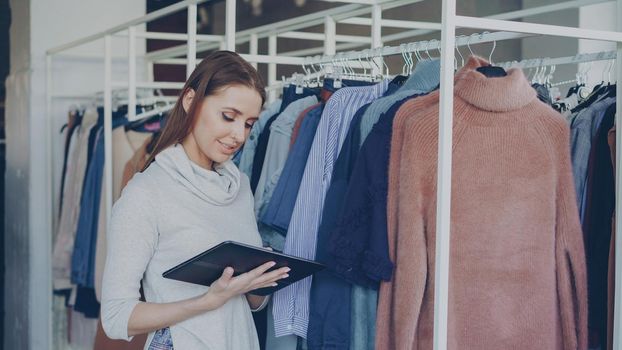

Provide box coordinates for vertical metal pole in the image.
[187,3,197,78]
[46,55,55,233]
[324,15,336,55]
[104,35,113,224]
[371,4,383,76]
[225,0,236,51]
[268,35,277,103]
[612,0,622,347]
[250,33,258,69]
[45,53,54,349]
[147,62,154,84]
[434,0,456,349]
[324,15,336,77]
[128,26,136,121]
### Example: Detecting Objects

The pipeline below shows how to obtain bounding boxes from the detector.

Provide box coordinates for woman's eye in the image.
[245,122,254,129]
[222,113,234,122]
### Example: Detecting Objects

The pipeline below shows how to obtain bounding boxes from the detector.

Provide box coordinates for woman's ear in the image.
[182,89,195,113]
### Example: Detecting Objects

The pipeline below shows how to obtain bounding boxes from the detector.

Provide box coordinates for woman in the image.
[101,51,290,350]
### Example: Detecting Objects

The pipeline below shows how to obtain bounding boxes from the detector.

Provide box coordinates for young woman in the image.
[101,51,290,350]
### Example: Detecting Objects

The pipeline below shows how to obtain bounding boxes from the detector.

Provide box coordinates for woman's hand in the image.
[201,261,289,309]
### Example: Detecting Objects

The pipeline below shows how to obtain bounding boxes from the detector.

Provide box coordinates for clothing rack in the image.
[45,1,622,349]
[500,50,617,69]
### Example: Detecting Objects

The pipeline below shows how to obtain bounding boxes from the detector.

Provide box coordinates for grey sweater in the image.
[101,144,264,350]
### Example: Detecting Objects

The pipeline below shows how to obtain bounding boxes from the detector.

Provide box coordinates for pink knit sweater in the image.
[376,56,588,350]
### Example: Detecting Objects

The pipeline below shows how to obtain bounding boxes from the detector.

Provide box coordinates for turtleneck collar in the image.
[454,56,536,112]
[156,144,241,205]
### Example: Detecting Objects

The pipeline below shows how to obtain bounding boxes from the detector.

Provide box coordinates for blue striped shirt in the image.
[272,80,389,338]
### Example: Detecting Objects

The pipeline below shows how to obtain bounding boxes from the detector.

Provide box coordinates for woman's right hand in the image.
[201,262,290,309]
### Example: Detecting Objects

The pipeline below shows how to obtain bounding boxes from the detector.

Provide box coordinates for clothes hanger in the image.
[455,35,466,70]
[423,40,432,61]
[474,33,507,77]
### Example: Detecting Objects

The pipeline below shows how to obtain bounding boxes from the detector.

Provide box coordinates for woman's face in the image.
[181,84,262,170]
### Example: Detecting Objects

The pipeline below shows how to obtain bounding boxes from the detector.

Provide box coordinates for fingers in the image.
[252,266,290,286]
[216,266,234,286]
[254,281,280,289]
[249,261,277,278]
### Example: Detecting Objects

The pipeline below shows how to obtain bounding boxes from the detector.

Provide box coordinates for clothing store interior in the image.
[3,0,622,349]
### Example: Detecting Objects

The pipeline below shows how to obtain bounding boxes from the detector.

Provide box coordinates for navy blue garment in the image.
[328,94,423,286]
[59,112,83,216]
[279,84,321,114]
[73,285,100,318]
[583,103,616,344]
[71,113,127,288]
[260,105,324,234]
[307,103,370,350]
[250,114,280,193]
[321,78,375,95]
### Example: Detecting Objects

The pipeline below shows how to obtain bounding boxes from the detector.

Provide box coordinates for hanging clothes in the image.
[564,84,616,349]
[254,95,318,250]
[272,80,389,339]
[569,95,616,222]
[259,78,352,238]
[290,104,319,148]
[584,102,616,348]
[376,56,587,350]
[71,113,127,291]
[53,108,99,292]
[238,99,282,177]
[348,59,441,350]
[607,124,617,350]
[58,110,83,217]
[251,86,319,192]
[578,101,616,349]
[121,135,155,188]
[260,104,323,235]
[306,101,372,350]
[357,59,441,145]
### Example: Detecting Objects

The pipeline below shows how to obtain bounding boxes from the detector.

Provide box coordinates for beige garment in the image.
[122,136,152,189]
[94,129,152,302]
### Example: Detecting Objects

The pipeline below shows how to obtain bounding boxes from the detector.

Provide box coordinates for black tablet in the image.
[162,241,325,296]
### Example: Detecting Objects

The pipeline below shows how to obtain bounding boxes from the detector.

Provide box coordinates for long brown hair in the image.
[143,50,266,170]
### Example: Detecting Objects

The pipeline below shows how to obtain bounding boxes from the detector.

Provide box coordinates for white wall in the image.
[578,2,617,88]
[5,1,146,348]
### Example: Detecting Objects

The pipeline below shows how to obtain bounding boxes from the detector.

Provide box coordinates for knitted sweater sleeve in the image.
[553,119,588,350]
[375,103,429,350]
[101,174,159,341]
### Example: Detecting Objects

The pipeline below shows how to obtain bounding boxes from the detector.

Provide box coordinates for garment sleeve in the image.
[376,115,428,350]
[100,178,159,341]
[554,121,588,350]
